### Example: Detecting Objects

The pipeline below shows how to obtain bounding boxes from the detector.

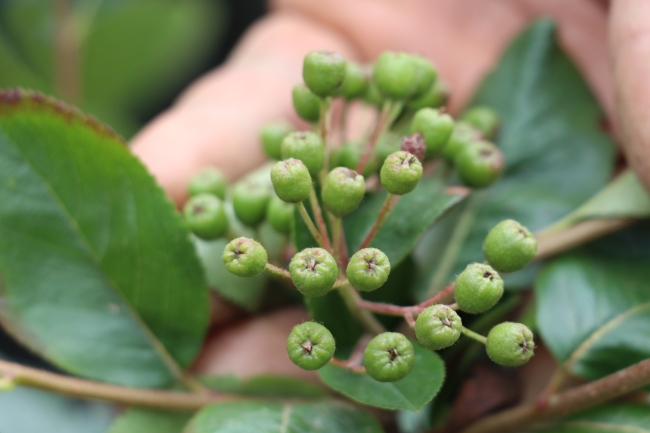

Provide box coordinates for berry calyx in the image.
[363,332,415,382]
[380,151,423,195]
[346,248,391,292]
[406,78,449,111]
[373,52,419,100]
[441,121,482,162]
[286,322,336,371]
[461,106,500,139]
[455,140,505,188]
[222,237,268,277]
[281,131,325,177]
[266,195,295,235]
[454,263,504,314]
[486,322,535,367]
[411,108,454,157]
[188,168,228,200]
[415,304,462,351]
[232,180,271,227]
[183,194,229,240]
[260,121,293,160]
[338,62,368,100]
[289,248,338,297]
[270,159,312,203]
[322,167,366,217]
[292,84,321,123]
[483,220,537,273]
[303,50,347,97]
[400,133,426,162]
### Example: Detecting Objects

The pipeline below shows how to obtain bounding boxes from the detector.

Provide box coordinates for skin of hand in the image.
[131,0,644,379]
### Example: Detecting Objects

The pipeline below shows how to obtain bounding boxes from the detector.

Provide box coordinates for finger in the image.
[610,0,650,189]
[131,12,357,205]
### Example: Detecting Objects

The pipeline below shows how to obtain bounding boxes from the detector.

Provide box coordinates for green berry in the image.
[270,159,312,203]
[415,305,462,351]
[411,108,454,157]
[183,194,229,240]
[380,151,423,195]
[483,220,537,273]
[347,248,390,292]
[412,55,437,97]
[232,180,271,227]
[442,121,482,162]
[454,263,504,314]
[461,106,500,139]
[292,84,321,122]
[337,141,380,177]
[303,50,346,97]
[188,168,228,200]
[400,133,426,162]
[406,78,449,111]
[486,322,535,367]
[373,52,419,100]
[363,332,415,382]
[260,121,293,160]
[286,322,336,371]
[455,140,504,188]
[363,80,385,107]
[222,237,268,277]
[289,248,338,297]
[281,131,325,177]
[266,195,294,234]
[338,62,368,100]
[322,167,366,216]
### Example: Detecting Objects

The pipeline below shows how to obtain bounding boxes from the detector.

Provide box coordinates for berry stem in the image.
[309,186,333,251]
[339,101,349,145]
[356,283,456,316]
[328,357,366,373]
[318,96,332,177]
[358,193,398,250]
[460,326,487,345]
[337,282,386,334]
[264,263,292,282]
[331,215,344,265]
[356,101,390,174]
[296,201,326,248]
[459,358,650,433]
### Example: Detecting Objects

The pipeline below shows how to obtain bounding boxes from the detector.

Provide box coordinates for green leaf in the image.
[318,342,445,411]
[184,401,383,433]
[536,248,650,380]
[531,404,650,432]
[202,374,328,399]
[108,409,192,433]
[0,90,209,387]
[343,177,466,266]
[416,20,615,298]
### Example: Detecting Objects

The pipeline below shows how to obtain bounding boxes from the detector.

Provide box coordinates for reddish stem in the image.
[358,194,398,250]
[356,103,389,174]
[309,188,333,251]
[356,283,456,317]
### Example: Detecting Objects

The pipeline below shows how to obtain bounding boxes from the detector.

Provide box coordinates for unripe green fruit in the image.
[188,168,228,199]
[461,106,500,139]
[363,332,415,382]
[260,121,293,160]
[322,167,366,216]
[271,159,312,203]
[363,81,385,107]
[412,55,437,97]
[337,141,380,177]
[232,180,271,227]
[406,78,449,111]
[338,62,368,100]
[486,322,535,367]
[303,50,346,97]
[222,237,268,277]
[292,84,321,122]
[442,121,482,162]
[373,52,419,100]
[415,304,462,351]
[183,194,229,240]
[483,220,537,273]
[289,248,338,297]
[281,131,325,177]
[347,248,391,292]
[454,263,504,314]
[455,141,505,188]
[411,108,454,157]
[380,151,423,195]
[286,322,336,370]
[266,195,294,234]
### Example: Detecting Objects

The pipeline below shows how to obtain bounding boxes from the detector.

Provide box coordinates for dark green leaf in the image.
[318,342,445,411]
[0,91,209,387]
[416,20,614,298]
[108,409,192,433]
[531,404,650,432]
[202,374,327,399]
[185,401,383,433]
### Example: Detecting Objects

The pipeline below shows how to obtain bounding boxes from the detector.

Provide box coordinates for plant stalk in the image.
[296,202,326,248]
[309,187,333,251]
[358,193,397,250]
[461,327,487,345]
[337,283,386,335]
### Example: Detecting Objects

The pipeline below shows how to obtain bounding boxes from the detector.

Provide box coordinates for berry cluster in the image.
[182,49,538,383]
